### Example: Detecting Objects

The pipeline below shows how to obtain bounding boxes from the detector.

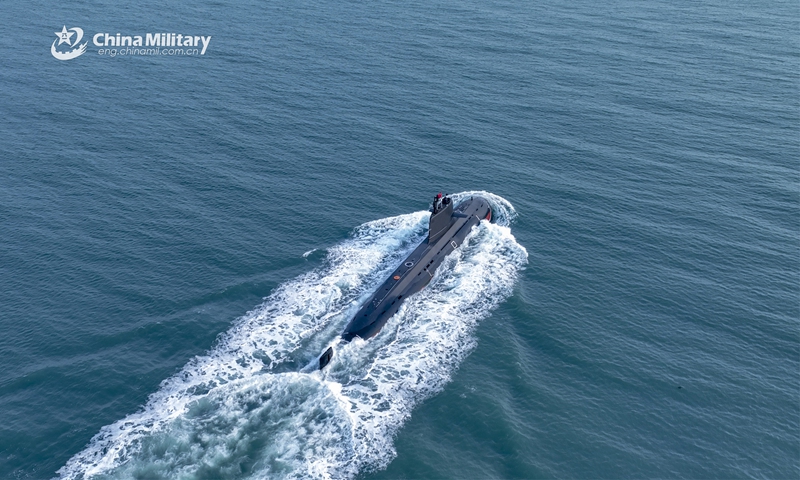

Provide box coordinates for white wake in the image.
[58,191,528,480]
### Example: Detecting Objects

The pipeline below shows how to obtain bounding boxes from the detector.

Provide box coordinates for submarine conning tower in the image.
[429,193,454,243]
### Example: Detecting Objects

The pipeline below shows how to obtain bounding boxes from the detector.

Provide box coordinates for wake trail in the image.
[58,191,528,480]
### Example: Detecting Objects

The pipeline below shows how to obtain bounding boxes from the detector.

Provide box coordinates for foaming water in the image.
[58,193,527,480]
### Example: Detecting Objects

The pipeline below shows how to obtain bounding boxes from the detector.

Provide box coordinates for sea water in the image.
[0,0,797,478]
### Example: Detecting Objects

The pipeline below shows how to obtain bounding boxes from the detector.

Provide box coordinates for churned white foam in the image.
[58,193,526,480]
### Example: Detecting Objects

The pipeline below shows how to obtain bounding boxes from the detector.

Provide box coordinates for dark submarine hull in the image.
[319,194,491,370]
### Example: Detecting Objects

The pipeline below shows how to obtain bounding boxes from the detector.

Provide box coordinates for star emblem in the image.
[55,26,74,46]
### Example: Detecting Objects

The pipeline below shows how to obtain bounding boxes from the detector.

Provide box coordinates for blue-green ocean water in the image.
[1,0,798,478]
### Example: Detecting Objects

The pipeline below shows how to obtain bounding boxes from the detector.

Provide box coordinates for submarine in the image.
[318,193,491,370]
